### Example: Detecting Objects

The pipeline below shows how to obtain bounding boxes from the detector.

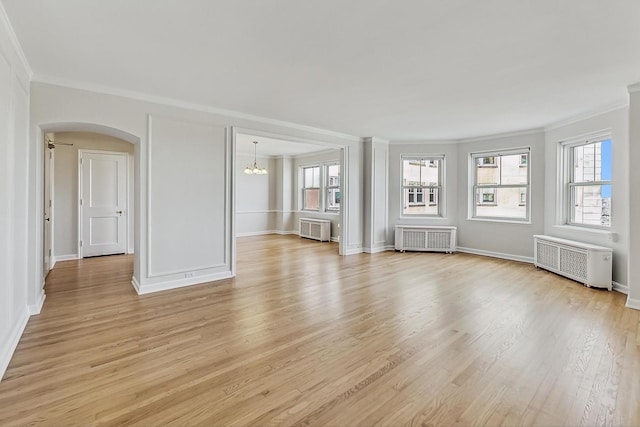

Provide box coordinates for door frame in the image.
[43,140,54,274]
[77,148,130,258]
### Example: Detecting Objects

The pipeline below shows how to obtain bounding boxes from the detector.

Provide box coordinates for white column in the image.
[362,137,390,253]
[627,83,640,310]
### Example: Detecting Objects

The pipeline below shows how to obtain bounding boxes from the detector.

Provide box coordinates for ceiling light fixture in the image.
[244,141,268,175]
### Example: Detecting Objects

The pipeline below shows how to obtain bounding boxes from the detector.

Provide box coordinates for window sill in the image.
[399,215,447,220]
[467,217,531,225]
[551,224,613,237]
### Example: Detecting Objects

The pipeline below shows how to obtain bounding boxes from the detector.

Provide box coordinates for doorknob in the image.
[116,210,123,215]
[44,217,50,222]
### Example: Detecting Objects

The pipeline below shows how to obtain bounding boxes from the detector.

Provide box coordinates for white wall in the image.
[292,149,342,238]
[0,7,32,380]
[52,132,135,259]
[456,131,546,261]
[388,141,459,244]
[236,153,277,236]
[628,88,640,308]
[544,108,629,287]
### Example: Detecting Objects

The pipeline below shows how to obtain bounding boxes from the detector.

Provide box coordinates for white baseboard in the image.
[626,296,640,311]
[363,245,394,254]
[53,254,79,264]
[127,248,134,254]
[134,271,234,295]
[343,246,364,255]
[236,230,298,238]
[456,246,534,264]
[28,290,46,315]
[0,308,29,382]
[131,276,142,294]
[612,281,628,295]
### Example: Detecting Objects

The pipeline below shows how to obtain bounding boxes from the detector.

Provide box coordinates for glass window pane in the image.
[402,159,424,186]
[573,141,611,183]
[304,188,319,210]
[327,164,340,187]
[571,184,611,227]
[475,187,527,219]
[313,167,320,186]
[403,187,439,215]
[327,188,340,211]
[476,157,500,185]
[501,153,528,185]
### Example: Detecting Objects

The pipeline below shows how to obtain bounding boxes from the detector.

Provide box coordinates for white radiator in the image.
[395,225,456,253]
[533,235,612,290]
[299,218,331,242]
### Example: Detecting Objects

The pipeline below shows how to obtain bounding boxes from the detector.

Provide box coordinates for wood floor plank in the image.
[0,235,638,426]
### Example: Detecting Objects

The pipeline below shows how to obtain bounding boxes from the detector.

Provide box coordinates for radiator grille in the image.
[403,230,426,249]
[428,232,451,249]
[536,242,558,270]
[300,221,310,236]
[309,223,322,239]
[559,247,588,280]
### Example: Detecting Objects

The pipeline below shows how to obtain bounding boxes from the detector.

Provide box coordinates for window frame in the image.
[301,165,321,211]
[401,155,444,217]
[470,147,531,222]
[324,162,340,213]
[560,134,612,229]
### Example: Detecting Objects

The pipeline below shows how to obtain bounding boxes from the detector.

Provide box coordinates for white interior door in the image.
[80,150,127,257]
[43,144,53,273]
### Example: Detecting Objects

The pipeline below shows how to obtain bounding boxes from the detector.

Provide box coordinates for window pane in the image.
[571,184,611,227]
[313,167,320,186]
[327,188,340,211]
[475,187,527,219]
[476,154,527,185]
[403,187,439,215]
[304,188,319,210]
[304,167,313,187]
[573,140,611,183]
[403,159,439,186]
[327,164,340,187]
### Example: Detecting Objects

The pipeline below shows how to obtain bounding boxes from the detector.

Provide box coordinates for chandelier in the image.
[244,141,268,175]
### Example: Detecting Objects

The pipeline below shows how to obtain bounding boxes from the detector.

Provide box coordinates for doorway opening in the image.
[43,130,135,278]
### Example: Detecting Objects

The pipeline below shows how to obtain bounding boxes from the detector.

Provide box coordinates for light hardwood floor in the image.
[0,235,638,426]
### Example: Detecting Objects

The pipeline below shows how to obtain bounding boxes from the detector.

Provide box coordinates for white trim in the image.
[131,276,142,294]
[625,296,640,311]
[544,102,628,131]
[343,246,364,255]
[236,210,280,214]
[135,271,234,295]
[0,1,33,78]
[0,308,29,382]
[127,248,134,254]
[389,139,456,145]
[236,230,297,237]
[628,83,640,93]
[28,290,46,315]
[294,148,342,159]
[459,128,543,144]
[612,281,628,295]
[330,236,340,243]
[363,245,394,254]
[52,254,79,264]
[33,76,361,142]
[456,246,534,264]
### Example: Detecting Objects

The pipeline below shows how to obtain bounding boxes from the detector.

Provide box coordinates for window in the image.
[325,163,340,212]
[302,165,320,210]
[563,137,612,228]
[300,162,341,212]
[471,148,530,221]
[402,156,443,216]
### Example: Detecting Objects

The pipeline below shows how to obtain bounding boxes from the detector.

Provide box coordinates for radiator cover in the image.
[299,218,331,242]
[394,225,456,253]
[533,235,612,290]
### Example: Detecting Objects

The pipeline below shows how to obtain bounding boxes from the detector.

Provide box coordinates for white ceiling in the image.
[236,133,335,157]
[3,0,640,140]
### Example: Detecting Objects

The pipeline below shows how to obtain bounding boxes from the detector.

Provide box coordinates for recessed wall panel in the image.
[148,116,227,276]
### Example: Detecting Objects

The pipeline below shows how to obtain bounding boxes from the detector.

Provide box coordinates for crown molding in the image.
[389,139,457,145]
[544,100,629,132]
[0,1,33,78]
[458,127,544,144]
[32,74,362,143]
[628,82,640,93]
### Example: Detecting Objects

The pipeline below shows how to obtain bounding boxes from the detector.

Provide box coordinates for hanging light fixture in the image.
[244,141,268,175]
